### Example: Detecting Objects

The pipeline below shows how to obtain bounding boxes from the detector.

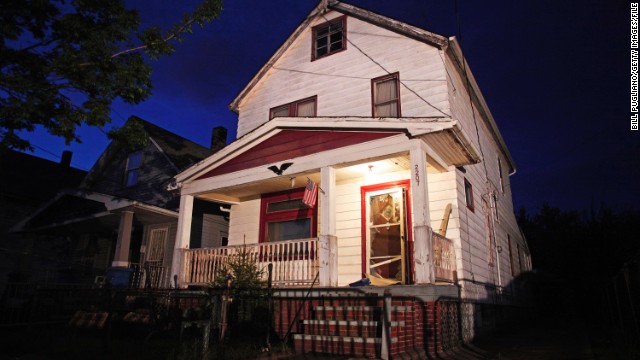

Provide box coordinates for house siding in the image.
[444,51,526,301]
[227,198,261,246]
[236,11,449,138]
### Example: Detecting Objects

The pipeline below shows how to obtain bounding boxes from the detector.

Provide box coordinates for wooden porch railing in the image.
[432,232,456,282]
[182,238,319,287]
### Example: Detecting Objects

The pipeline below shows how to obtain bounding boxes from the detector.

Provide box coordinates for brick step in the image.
[313,306,379,321]
[302,319,379,337]
[312,305,413,321]
[293,334,397,358]
[302,319,408,337]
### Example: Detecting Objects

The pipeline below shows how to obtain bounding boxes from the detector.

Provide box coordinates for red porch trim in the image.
[196,130,399,179]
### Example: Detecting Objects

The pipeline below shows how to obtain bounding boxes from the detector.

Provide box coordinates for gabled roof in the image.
[176,117,469,184]
[0,148,86,202]
[11,189,178,233]
[81,116,211,188]
[227,0,516,173]
[136,117,211,171]
[229,1,448,113]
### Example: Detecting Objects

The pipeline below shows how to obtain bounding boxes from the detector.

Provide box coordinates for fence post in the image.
[266,263,273,352]
[380,289,392,360]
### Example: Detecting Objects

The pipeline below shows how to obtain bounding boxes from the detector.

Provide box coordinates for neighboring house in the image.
[170,2,531,356]
[0,149,87,285]
[10,116,229,287]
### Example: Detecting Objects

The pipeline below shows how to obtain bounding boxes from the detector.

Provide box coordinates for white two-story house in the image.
[171,3,530,354]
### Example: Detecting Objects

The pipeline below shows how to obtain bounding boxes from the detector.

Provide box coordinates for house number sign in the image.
[414,164,420,186]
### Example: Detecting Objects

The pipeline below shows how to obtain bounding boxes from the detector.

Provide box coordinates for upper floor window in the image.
[372,73,401,117]
[259,188,317,243]
[312,16,346,60]
[124,150,142,187]
[270,96,317,119]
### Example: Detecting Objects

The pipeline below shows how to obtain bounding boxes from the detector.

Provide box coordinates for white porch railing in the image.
[182,238,319,287]
[432,232,456,282]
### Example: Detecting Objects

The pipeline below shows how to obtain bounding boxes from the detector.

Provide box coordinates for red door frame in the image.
[360,179,413,284]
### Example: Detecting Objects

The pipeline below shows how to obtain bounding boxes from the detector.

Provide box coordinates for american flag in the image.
[302,179,318,208]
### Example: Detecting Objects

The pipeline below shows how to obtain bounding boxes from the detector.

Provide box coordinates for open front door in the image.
[361,181,412,284]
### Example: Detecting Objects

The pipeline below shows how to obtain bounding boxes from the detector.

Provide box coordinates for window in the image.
[124,150,142,187]
[260,188,317,243]
[312,16,346,60]
[497,157,504,193]
[269,96,317,119]
[372,73,401,117]
[464,178,474,211]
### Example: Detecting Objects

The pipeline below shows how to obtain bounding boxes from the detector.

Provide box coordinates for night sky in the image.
[19,0,636,213]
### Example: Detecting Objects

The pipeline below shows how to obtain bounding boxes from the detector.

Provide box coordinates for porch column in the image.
[171,194,194,287]
[319,166,338,286]
[112,210,134,267]
[410,142,434,284]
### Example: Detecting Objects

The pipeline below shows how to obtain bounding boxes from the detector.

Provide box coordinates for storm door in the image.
[363,187,408,284]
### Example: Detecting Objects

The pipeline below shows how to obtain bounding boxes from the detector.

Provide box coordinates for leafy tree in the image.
[1,0,223,150]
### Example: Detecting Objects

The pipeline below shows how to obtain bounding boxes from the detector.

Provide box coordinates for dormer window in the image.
[270,96,317,119]
[312,16,346,60]
[124,150,142,187]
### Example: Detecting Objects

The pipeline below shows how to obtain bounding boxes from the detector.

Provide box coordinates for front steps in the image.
[293,304,410,358]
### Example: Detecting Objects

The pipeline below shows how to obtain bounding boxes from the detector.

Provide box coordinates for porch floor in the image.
[272,283,459,301]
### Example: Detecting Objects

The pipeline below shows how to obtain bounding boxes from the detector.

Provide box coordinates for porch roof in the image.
[175,117,480,202]
[10,189,178,233]
[176,117,480,185]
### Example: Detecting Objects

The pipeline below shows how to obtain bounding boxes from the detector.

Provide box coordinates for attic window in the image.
[124,150,142,187]
[270,96,317,119]
[312,16,346,60]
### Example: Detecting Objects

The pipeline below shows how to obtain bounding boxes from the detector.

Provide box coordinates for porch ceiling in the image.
[195,154,440,203]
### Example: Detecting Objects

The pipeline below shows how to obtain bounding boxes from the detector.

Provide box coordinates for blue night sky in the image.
[17,0,635,213]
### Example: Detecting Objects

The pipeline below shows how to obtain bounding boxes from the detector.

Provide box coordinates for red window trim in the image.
[360,179,413,284]
[371,72,401,117]
[269,96,318,120]
[311,15,347,61]
[259,188,318,244]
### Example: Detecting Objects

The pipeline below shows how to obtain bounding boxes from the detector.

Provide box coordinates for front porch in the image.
[172,118,479,288]
[180,230,456,288]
